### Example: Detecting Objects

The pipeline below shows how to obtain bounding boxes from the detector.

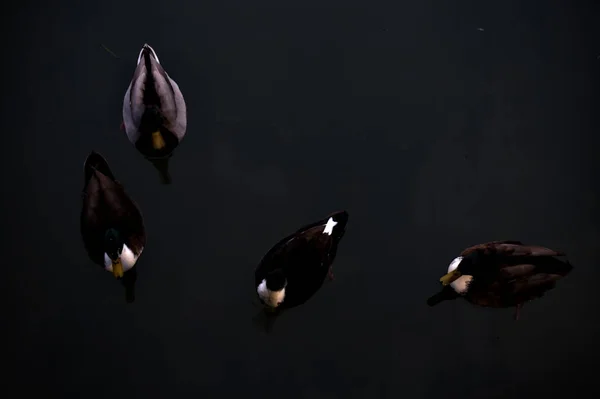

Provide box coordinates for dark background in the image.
[4,0,600,398]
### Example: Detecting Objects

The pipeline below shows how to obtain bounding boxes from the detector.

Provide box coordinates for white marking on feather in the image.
[257,279,285,308]
[136,44,160,65]
[447,256,473,294]
[103,244,141,273]
[323,217,338,235]
[148,45,160,64]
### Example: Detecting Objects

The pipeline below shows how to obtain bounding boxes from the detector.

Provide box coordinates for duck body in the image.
[122,44,187,183]
[80,151,146,302]
[254,210,349,313]
[428,240,573,319]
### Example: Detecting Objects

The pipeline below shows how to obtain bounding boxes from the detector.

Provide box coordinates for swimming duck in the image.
[427,240,573,320]
[254,211,349,317]
[122,43,187,184]
[80,151,146,302]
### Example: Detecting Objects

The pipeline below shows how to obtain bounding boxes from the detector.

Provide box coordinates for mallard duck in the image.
[122,43,187,184]
[254,210,349,316]
[427,240,573,320]
[80,151,146,302]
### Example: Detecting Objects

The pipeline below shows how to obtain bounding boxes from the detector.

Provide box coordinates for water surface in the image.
[5,1,600,398]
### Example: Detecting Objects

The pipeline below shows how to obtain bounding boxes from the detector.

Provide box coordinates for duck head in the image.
[438,251,481,294]
[257,269,287,310]
[103,228,137,278]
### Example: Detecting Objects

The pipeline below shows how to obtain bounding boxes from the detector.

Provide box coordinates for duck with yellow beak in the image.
[122,43,187,184]
[80,151,146,302]
[427,240,573,320]
[252,211,349,332]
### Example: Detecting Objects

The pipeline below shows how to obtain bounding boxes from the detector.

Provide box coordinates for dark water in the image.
[5,1,600,397]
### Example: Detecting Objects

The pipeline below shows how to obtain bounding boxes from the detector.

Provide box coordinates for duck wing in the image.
[461,241,564,257]
[123,46,187,144]
[460,241,520,257]
[470,271,561,308]
[254,229,302,285]
[253,229,323,308]
[81,153,146,265]
[254,211,349,287]
[469,255,572,308]
[292,210,348,267]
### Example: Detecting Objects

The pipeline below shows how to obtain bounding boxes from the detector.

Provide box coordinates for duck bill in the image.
[439,270,461,286]
[112,260,124,278]
[151,130,167,150]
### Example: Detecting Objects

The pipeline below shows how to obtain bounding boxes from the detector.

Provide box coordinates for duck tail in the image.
[330,210,349,228]
[561,257,574,275]
[327,210,349,239]
[84,151,116,183]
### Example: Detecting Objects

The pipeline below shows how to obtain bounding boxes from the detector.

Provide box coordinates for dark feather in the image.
[254,211,349,310]
[80,151,146,268]
[124,45,185,162]
[83,150,116,187]
[457,241,572,309]
[461,241,564,258]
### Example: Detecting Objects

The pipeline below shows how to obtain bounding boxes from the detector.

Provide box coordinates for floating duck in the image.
[122,43,187,184]
[427,240,573,320]
[80,151,146,302]
[253,210,349,328]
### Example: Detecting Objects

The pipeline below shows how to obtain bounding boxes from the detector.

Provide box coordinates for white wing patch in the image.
[323,217,338,235]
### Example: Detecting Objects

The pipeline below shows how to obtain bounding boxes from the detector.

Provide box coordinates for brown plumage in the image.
[252,210,349,333]
[254,211,349,311]
[80,151,146,302]
[427,240,573,320]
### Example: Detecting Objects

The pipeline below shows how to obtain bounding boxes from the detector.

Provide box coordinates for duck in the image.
[80,151,146,302]
[122,43,187,184]
[254,210,349,321]
[427,240,573,320]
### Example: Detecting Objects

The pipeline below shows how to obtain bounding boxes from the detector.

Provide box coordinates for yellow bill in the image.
[439,270,461,286]
[112,260,124,278]
[152,130,166,150]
